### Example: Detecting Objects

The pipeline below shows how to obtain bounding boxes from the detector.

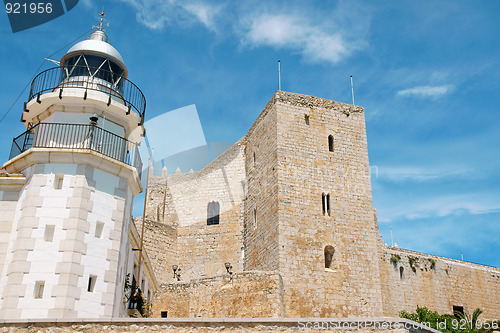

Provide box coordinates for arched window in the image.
[399,266,404,280]
[207,201,220,225]
[328,135,334,152]
[324,245,335,268]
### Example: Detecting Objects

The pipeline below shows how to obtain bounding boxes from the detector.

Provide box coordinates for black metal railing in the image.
[29,66,146,122]
[10,122,143,178]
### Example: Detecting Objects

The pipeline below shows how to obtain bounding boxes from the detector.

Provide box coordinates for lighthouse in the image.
[0,13,146,319]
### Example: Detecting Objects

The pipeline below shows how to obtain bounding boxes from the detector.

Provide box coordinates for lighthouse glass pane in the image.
[65,55,88,77]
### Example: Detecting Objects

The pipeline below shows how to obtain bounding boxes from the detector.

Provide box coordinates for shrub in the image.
[390,254,401,264]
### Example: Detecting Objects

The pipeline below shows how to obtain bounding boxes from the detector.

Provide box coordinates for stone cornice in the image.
[3,148,142,196]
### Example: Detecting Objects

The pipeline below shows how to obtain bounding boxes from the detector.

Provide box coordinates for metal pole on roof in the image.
[137,158,150,292]
[350,75,355,105]
[278,60,281,91]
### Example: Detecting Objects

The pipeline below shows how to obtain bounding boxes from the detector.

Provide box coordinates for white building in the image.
[0,16,157,319]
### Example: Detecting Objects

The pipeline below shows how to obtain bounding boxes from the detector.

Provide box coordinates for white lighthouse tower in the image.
[0,13,145,319]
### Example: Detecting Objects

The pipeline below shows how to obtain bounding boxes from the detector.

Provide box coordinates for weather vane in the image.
[93,9,109,32]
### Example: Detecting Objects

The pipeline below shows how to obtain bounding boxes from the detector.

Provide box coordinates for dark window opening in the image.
[322,193,326,215]
[328,135,334,152]
[207,201,220,225]
[399,266,404,279]
[161,311,168,318]
[326,194,330,216]
[324,245,335,268]
[453,306,465,317]
[87,275,97,292]
[305,114,310,125]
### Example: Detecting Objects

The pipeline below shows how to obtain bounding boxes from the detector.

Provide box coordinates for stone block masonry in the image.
[134,218,177,284]
[380,247,500,319]
[142,140,246,283]
[152,271,284,318]
[273,92,384,317]
[139,90,499,319]
[0,318,444,333]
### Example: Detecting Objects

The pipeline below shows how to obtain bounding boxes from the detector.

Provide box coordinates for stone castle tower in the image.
[142,91,499,319]
[243,92,383,316]
[142,91,385,317]
[0,18,146,318]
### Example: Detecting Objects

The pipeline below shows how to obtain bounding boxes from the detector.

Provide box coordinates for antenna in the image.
[98,10,105,31]
[93,9,109,32]
[350,75,355,105]
[278,60,281,91]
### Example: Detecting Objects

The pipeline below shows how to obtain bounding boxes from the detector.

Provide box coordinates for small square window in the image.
[88,275,97,292]
[95,222,104,238]
[54,174,64,190]
[44,225,55,242]
[34,281,45,299]
[453,305,465,317]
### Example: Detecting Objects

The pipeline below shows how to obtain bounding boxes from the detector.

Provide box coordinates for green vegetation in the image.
[390,254,401,264]
[429,258,436,270]
[400,306,496,333]
[408,256,418,272]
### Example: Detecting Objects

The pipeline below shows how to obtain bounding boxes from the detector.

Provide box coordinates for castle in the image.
[0,18,498,322]
[140,91,500,319]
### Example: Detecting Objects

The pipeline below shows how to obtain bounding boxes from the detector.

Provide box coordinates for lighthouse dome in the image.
[60,29,128,79]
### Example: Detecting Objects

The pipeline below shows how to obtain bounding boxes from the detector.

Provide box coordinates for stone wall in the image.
[143,141,246,283]
[380,247,500,319]
[0,318,444,333]
[141,91,499,320]
[134,218,177,285]
[0,174,25,290]
[244,96,280,271]
[272,91,384,317]
[0,163,133,319]
[152,271,284,318]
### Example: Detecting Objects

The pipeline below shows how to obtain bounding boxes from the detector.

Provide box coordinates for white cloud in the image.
[397,84,454,97]
[119,0,219,30]
[378,167,474,182]
[182,2,220,29]
[118,1,366,65]
[377,194,500,223]
[243,14,353,65]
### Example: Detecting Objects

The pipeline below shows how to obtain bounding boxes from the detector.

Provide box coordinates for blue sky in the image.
[0,0,499,267]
